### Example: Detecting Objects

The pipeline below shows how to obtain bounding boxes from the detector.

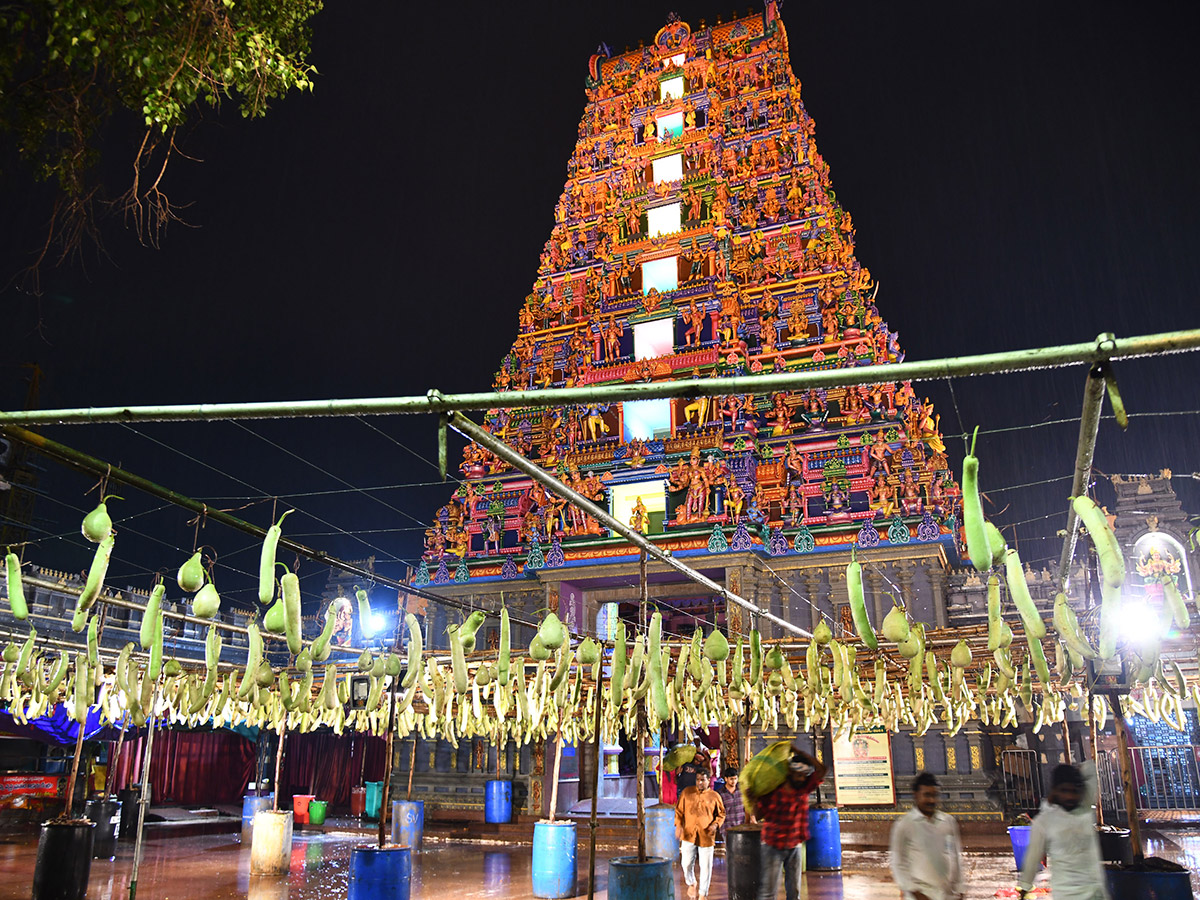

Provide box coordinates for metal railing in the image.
[1000,749,1043,817]
[1099,745,1200,815]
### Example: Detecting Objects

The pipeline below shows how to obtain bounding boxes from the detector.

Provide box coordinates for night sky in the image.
[3,1,1198,614]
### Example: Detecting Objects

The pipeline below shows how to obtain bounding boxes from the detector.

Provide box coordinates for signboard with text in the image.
[832,730,895,806]
[0,774,59,798]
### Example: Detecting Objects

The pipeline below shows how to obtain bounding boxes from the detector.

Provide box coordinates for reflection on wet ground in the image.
[0,828,1195,898]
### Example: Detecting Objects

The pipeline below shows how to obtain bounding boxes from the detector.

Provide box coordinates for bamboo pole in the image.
[377,669,400,848]
[106,720,128,798]
[406,740,416,802]
[586,643,606,900]
[1108,690,1144,863]
[548,732,563,823]
[636,705,647,863]
[1055,365,1108,589]
[272,721,286,812]
[65,605,106,818]
[63,718,87,819]
[5,329,1198,425]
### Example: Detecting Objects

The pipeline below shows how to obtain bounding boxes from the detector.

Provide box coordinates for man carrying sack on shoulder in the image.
[744,745,826,900]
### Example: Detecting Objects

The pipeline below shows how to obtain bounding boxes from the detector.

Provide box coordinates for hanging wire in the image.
[120,423,420,566]
[230,421,433,531]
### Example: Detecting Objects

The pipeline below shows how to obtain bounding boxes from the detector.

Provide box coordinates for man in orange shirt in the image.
[674,769,726,899]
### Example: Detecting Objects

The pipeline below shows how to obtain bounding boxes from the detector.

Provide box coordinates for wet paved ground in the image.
[1,827,1196,898]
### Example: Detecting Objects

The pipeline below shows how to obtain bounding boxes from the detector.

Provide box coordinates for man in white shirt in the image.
[1018,761,1110,900]
[890,772,964,900]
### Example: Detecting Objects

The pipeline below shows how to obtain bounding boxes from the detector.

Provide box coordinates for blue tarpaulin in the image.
[0,703,257,745]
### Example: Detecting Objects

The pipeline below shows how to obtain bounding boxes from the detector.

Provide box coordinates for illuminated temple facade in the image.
[402,6,1023,819]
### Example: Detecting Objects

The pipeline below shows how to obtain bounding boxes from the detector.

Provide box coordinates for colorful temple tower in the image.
[397,5,1069,821]
[415,5,960,647]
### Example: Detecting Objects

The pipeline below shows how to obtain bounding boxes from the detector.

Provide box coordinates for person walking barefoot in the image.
[675,769,725,899]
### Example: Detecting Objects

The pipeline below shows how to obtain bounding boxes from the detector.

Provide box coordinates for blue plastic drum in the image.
[391,800,424,851]
[644,806,679,863]
[806,807,842,870]
[348,845,411,900]
[531,821,576,898]
[241,794,274,843]
[485,780,512,824]
[609,856,673,900]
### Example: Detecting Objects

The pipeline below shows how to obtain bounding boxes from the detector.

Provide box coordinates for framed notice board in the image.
[832,729,896,806]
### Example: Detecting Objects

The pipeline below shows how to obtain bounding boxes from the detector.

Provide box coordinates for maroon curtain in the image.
[280,732,387,807]
[111,730,254,806]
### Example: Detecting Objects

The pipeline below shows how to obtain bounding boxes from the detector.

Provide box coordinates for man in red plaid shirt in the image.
[748,744,826,900]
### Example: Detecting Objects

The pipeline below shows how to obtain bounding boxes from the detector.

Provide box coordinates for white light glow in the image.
[658,111,684,141]
[652,154,683,184]
[640,257,678,295]
[633,318,675,360]
[621,400,672,442]
[1117,602,1162,649]
[647,202,681,237]
[660,76,685,102]
[361,612,386,637]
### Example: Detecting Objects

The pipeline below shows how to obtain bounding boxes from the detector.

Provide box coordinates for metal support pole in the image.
[587,643,606,900]
[636,551,648,863]
[1056,364,1108,587]
[448,412,812,638]
[5,329,1198,425]
[636,704,647,864]
[0,426,542,631]
[128,686,159,900]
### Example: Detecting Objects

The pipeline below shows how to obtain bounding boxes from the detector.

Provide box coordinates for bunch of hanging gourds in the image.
[5,448,1200,745]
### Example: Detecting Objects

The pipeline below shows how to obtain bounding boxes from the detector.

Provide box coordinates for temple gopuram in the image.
[401,5,1009,820]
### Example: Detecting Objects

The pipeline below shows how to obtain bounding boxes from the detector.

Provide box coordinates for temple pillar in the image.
[865,567,886,631]
[801,569,824,634]
[895,561,918,626]
[725,566,746,636]
[929,564,949,629]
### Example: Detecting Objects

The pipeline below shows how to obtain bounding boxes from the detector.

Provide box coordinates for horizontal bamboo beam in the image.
[2,329,1197,425]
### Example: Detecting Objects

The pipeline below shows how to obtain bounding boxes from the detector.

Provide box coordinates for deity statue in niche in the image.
[899,468,924,516]
[925,474,947,518]
[483,516,503,555]
[603,316,624,361]
[868,472,897,518]
[866,429,892,478]
[915,397,946,455]
[629,497,650,533]
[824,481,851,522]
[841,387,868,426]
[864,384,894,420]
[583,404,611,442]
[786,299,808,342]
[682,298,705,348]
[725,479,747,524]
[783,441,804,483]
[797,392,827,431]
[766,392,792,436]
